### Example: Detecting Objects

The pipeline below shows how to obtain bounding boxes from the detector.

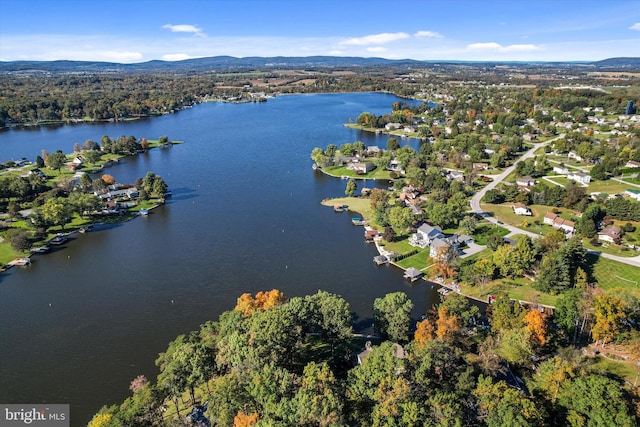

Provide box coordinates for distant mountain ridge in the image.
[1,56,639,73]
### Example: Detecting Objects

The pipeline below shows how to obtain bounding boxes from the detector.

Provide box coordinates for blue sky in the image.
[1,0,639,63]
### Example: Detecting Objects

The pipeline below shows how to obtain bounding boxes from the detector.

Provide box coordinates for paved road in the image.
[468,133,640,268]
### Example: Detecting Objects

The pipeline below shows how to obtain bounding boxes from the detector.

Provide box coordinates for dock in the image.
[352,218,367,226]
[403,267,424,282]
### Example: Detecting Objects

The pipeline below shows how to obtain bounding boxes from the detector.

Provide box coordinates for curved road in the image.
[468,133,640,268]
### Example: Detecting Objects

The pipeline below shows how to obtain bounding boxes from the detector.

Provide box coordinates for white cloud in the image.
[340,32,410,46]
[162,53,192,61]
[467,42,502,50]
[501,44,540,52]
[414,30,444,39]
[630,22,640,31]
[162,24,204,36]
[467,42,541,52]
[367,47,387,53]
[328,49,346,55]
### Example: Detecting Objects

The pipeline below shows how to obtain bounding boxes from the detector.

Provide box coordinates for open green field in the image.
[586,254,640,296]
[457,276,560,307]
[321,196,373,222]
[323,165,392,180]
[586,179,635,194]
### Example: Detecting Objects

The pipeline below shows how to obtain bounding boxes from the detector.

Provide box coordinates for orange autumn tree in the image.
[414,317,436,347]
[101,174,115,185]
[234,412,259,427]
[235,289,286,317]
[524,309,548,346]
[436,306,462,343]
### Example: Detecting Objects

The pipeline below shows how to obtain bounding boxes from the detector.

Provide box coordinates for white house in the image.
[625,160,640,168]
[553,166,569,175]
[513,203,532,216]
[516,176,536,187]
[625,189,640,201]
[567,171,591,184]
[409,223,444,248]
[598,225,622,244]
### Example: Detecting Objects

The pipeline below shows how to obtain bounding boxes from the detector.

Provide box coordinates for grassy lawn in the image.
[586,179,634,194]
[586,254,640,296]
[380,236,417,256]
[396,250,432,270]
[472,224,510,245]
[457,277,560,307]
[590,357,639,385]
[544,176,571,187]
[321,196,373,222]
[583,240,639,257]
[323,165,391,180]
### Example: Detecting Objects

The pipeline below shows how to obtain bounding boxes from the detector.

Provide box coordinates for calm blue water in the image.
[0,93,437,425]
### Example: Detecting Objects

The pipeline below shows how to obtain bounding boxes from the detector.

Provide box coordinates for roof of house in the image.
[599,225,621,238]
[404,267,423,278]
[417,223,443,237]
[514,202,528,209]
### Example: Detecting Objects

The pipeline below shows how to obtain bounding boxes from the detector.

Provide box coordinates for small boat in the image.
[30,246,50,254]
[140,209,149,216]
[9,258,31,266]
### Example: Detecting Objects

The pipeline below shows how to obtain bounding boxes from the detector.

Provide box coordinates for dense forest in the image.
[88,289,638,427]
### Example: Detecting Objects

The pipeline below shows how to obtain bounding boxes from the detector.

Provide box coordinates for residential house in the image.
[473,162,489,170]
[568,151,583,161]
[516,176,536,187]
[598,225,622,244]
[409,223,444,248]
[446,170,465,182]
[625,189,640,201]
[513,203,532,216]
[522,133,537,141]
[543,212,575,235]
[385,123,402,131]
[553,166,569,175]
[351,162,376,174]
[429,238,450,259]
[366,146,381,156]
[356,341,405,366]
[567,171,591,184]
[625,160,640,168]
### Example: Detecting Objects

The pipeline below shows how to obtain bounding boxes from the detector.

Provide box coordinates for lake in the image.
[0,93,442,425]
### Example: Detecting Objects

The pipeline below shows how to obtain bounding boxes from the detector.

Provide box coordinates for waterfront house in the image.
[385,123,402,131]
[598,225,622,244]
[366,146,381,156]
[351,162,376,174]
[409,223,444,248]
[429,238,451,259]
[513,203,532,216]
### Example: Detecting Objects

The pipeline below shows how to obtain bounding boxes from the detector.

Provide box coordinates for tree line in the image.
[89,289,638,427]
